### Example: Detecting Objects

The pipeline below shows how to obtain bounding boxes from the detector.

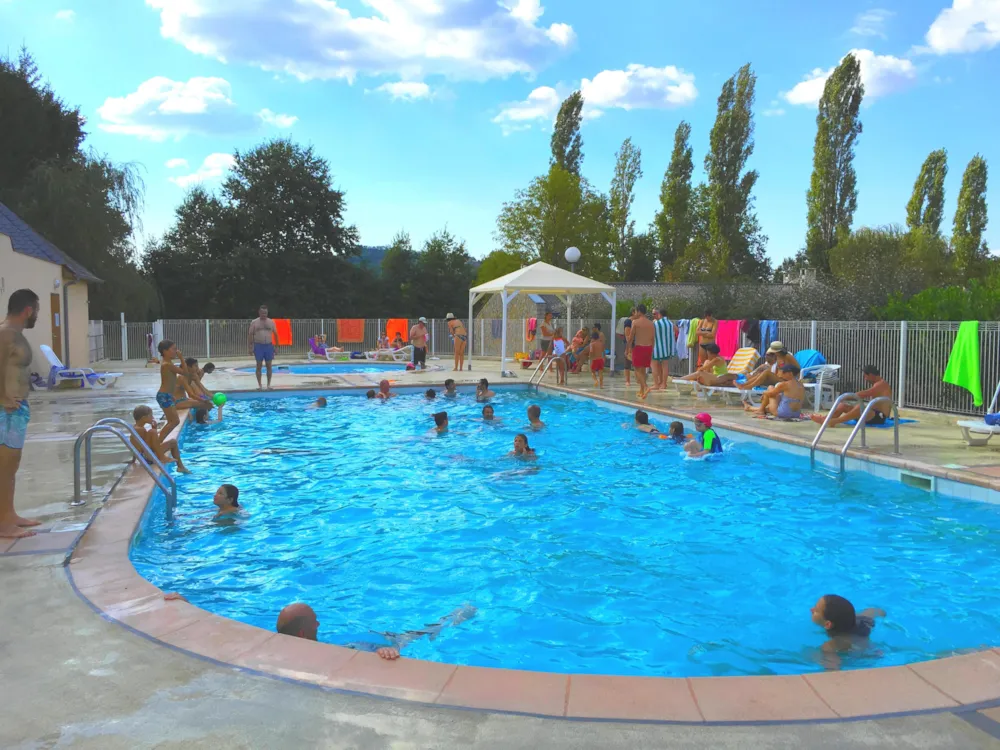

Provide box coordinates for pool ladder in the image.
[528,356,559,386]
[810,394,900,474]
[72,417,178,521]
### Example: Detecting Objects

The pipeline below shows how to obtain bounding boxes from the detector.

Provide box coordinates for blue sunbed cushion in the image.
[795,349,826,370]
[985,413,1000,426]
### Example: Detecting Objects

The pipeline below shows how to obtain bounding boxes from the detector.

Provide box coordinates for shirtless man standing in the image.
[630,304,654,400]
[248,305,276,390]
[410,317,429,370]
[0,289,43,538]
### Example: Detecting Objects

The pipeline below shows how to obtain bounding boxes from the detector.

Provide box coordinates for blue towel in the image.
[760,320,779,348]
[491,320,503,338]
[843,418,916,428]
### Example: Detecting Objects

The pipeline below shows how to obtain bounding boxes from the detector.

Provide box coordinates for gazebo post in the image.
[602,290,617,376]
[468,291,479,372]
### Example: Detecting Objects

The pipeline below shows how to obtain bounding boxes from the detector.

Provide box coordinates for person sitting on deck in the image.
[745,364,805,419]
[131,405,190,473]
[737,349,779,390]
[390,333,405,350]
[677,344,734,387]
[810,365,892,426]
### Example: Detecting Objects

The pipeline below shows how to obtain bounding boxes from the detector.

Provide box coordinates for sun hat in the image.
[694,412,712,427]
[445,313,455,319]
[767,341,785,353]
[418,316,427,323]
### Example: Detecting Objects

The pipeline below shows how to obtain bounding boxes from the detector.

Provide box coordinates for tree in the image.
[805,53,864,274]
[702,63,770,280]
[408,230,477,317]
[475,250,526,285]
[673,184,713,280]
[952,154,989,279]
[494,164,613,279]
[609,137,643,279]
[906,148,948,235]
[621,231,658,281]
[550,91,584,176]
[654,121,694,277]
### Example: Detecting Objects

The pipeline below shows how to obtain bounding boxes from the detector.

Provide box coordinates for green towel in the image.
[687,318,700,347]
[943,320,983,407]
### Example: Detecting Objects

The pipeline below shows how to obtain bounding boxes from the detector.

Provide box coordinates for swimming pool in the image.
[130,389,1000,677]
[235,362,409,375]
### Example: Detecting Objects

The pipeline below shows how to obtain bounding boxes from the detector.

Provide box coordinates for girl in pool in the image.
[432,411,449,433]
[213,484,241,518]
[668,421,689,444]
[194,405,224,424]
[510,433,536,459]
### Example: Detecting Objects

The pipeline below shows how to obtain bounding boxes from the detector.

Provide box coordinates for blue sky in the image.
[2,0,999,265]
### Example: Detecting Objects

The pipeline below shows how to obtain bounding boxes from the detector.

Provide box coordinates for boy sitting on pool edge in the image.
[684,412,723,457]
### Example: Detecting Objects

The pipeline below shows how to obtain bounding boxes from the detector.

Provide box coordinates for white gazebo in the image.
[467,261,618,375]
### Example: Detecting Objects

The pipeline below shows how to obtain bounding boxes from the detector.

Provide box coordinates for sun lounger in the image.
[957,380,1000,446]
[306,337,348,361]
[365,345,413,363]
[674,348,760,401]
[738,363,841,409]
[40,345,122,389]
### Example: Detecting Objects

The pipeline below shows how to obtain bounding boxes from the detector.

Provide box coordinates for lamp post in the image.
[565,246,581,273]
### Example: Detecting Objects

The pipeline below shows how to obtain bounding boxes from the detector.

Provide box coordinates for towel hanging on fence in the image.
[653,316,675,359]
[491,319,503,338]
[943,320,983,407]
[385,318,409,344]
[760,320,779,349]
[742,319,761,350]
[272,319,293,346]
[337,319,365,343]
[687,318,700,348]
[716,320,743,359]
[675,319,690,360]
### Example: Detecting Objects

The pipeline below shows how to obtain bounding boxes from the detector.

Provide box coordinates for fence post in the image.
[205,319,211,358]
[521,319,526,354]
[120,312,127,361]
[809,320,817,350]
[431,319,435,355]
[480,319,485,357]
[898,321,908,408]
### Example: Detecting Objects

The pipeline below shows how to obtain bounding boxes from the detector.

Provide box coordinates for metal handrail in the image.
[529,355,558,386]
[72,420,177,521]
[811,392,860,468]
[839,397,900,473]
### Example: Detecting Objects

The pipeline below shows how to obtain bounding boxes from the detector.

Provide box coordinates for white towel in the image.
[675,320,690,360]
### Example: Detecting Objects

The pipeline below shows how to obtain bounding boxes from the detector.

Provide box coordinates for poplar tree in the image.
[906,148,948,235]
[952,155,989,279]
[550,91,584,176]
[654,121,694,277]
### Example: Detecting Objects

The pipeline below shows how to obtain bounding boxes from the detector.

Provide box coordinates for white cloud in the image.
[97,76,254,141]
[923,0,1000,54]
[169,153,235,189]
[782,49,917,106]
[55,9,75,22]
[492,85,561,134]
[256,108,298,127]
[371,81,432,100]
[146,0,574,83]
[762,101,786,117]
[165,158,189,169]
[850,8,893,38]
[580,64,697,117]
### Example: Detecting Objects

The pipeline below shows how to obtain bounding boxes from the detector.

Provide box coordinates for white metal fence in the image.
[88,317,1000,416]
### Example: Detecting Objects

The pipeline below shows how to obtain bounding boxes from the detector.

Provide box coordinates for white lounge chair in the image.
[674,347,760,403]
[306,337,349,361]
[365,345,413,363]
[740,363,841,410]
[40,345,122,389]
[957,380,1000,446]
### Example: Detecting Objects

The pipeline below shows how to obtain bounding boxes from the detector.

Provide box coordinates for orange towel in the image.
[337,319,365,343]
[386,318,409,344]
[273,319,293,346]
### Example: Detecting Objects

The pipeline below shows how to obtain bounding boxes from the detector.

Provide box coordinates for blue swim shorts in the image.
[254,343,275,363]
[156,391,176,409]
[0,401,30,450]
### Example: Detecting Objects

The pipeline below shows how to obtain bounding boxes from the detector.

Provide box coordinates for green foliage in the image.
[0,49,157,320]
[475,249,526,285]
[672,184,713,279]
[952,154,989,280]
[805,53,864,273]
[654,121,694,277]
[906,148,948,235]
[621,231,658,282]
[878,269,1000,320]
[701,63,770,281]
[494,164,613,280]
[609,137,643,279]
[404,229,477,317]
[550,91,584,176]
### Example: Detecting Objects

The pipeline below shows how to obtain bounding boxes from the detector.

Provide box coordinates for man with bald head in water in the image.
[276,603,400,660]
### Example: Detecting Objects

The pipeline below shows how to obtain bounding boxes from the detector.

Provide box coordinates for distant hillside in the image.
[350,245,388,272]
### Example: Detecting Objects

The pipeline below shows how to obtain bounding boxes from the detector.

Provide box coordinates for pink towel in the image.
[716,320,742,360]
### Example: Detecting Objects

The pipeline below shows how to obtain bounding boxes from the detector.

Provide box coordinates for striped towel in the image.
[727,348,759,375]
[653,317,675,360]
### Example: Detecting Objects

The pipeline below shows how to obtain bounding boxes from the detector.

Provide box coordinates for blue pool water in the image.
[235,363,408,375]
[131,390,1000,676]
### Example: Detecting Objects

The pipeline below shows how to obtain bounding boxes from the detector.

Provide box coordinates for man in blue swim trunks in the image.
[247,304,276,390]
[0,289,43,538]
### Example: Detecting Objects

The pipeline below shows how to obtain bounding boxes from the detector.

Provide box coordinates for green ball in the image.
[213,392,227,406]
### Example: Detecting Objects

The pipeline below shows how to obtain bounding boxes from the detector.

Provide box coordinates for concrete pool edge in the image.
[66,397,1000,725]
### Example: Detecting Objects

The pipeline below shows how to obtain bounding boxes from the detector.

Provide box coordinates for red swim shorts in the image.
[590,358,605,372]
[631,345,652,368]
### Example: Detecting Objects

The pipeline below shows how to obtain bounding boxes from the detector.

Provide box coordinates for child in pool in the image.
[668,421,689,444]
[811,594,886,666]
[634,410,659,434]
[376,380,396,399]
[444,379,458,398]
[425,389,437,399]
[510,433,536,459]
[131,405,191,473]
[482,405,497,421]
[309,397,327,409]
[684,412,723,456]
[213,484,241,518]
[432,411,449,433]
[194,405,224,425]
[366,389,376,399]
[527,404,544,429]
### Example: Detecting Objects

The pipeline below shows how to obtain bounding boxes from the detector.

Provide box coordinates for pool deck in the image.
[4,358,1000,748]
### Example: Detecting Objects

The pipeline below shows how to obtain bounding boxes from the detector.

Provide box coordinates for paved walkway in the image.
[3,359,1000,747]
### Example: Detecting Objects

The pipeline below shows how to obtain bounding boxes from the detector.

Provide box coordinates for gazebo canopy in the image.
[469,261,615,296]
[468,261,617,376]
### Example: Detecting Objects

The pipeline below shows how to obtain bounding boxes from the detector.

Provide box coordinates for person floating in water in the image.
[634,410,659,434]
[684,412,723,457]
[193,405,224,425]
[310,397,328,409]
[811,594,886,669]
[510,433,536,459]
[425,389,437,400]
[366,389,376,399]
[443,379,458,398]
[376,380,396,399]
[432,411,449,433]
[482,405,496,421]
[213,484,241,518]
[476,378,495,401]
[668,421,689,444]
[527,404,544,429]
